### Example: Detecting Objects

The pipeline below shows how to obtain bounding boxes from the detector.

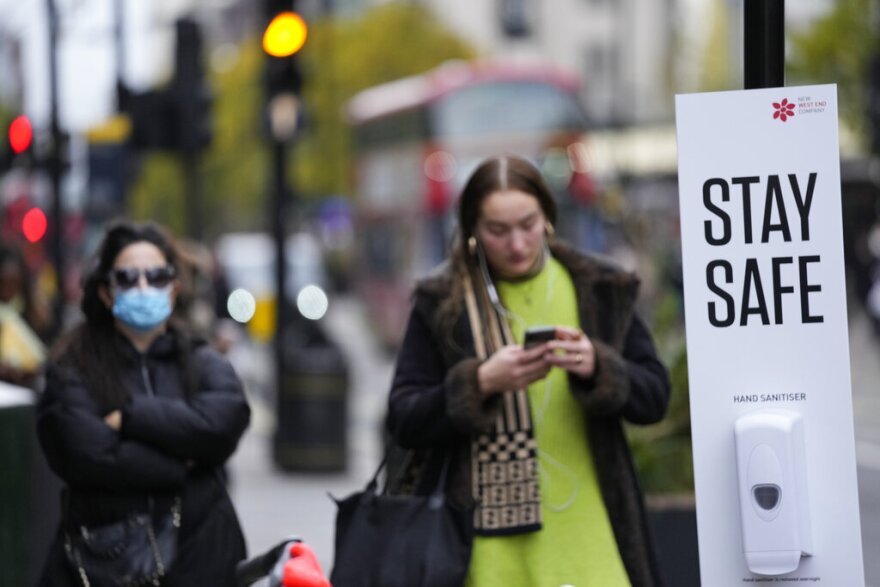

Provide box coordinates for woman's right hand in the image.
[104,409,122,431]
[477,344,550,396]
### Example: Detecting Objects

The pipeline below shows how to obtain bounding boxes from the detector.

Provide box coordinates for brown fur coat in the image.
[387,241,670,587]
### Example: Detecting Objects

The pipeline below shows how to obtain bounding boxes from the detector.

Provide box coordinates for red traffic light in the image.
[8,115,33,155]
[22,207,47,243]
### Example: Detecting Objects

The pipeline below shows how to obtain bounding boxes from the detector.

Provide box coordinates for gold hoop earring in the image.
[467,236,478,256]
[545,222,555,238]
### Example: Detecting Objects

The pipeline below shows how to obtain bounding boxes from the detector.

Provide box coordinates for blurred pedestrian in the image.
[174,237,243,356]
[36,220,250,586]
[0,241,48,387]
[386,155,670,586]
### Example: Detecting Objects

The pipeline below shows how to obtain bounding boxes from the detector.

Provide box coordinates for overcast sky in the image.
[0,0,187,131]
[0,0,838,132]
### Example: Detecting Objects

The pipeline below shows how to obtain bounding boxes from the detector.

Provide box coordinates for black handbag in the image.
[329,451,473,587]
[63,495,181,587]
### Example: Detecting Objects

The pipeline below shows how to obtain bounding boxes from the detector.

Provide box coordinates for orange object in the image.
[282,542,331,587]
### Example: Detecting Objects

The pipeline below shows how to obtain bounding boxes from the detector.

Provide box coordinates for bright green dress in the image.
[464,258,631,587]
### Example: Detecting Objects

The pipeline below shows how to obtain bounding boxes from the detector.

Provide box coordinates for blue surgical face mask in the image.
[112,287,173,332]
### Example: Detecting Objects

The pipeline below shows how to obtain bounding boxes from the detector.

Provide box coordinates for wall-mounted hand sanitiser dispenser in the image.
[734,409,812,576]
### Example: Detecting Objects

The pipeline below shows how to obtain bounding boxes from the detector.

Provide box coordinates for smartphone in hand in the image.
[523,326,557,348]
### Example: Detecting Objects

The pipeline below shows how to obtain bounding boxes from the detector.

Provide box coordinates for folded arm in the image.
[120,347,250,467]
[37,365,187,490]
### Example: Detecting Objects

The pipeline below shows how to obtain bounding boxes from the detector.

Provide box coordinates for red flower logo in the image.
[773,98,795,122]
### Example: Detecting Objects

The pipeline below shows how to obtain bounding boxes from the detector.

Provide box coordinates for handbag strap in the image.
[365,453,390,493]
[367,446,453,500]
[427,451,453,507]
[62,489,182,532]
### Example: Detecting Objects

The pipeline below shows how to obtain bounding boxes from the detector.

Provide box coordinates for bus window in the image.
[347,62,592,349]
[355,108,429,149]
[432,81,588,138]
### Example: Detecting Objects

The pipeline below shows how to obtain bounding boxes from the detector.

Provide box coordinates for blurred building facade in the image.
[366,0,835,128]
[0,0,841,137]
[418,0,677,127]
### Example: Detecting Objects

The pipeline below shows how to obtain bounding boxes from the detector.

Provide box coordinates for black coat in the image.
[387,242,671,587]
[36,330,250,587]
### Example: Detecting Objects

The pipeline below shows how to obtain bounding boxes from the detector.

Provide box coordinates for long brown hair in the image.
[436,155,557,338]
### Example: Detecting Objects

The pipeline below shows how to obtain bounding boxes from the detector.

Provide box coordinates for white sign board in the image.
[675,85,864,585]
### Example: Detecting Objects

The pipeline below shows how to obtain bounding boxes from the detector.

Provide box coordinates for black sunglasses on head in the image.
[109,266,176,289]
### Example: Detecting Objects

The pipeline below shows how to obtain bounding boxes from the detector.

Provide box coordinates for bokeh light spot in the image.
[22,208,47,243]
[424,150,457,182]
[262,12,308,57]
[296,285,328,320]
[9,115,33,154]
[227,288,257,323]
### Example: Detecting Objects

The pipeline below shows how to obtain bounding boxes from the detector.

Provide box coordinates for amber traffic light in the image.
[262,12,308,58]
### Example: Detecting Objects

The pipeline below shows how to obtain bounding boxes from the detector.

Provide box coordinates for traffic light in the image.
[869,54,880,154]
[129,90,178,150]
[174,18,213,153]
[21,207,47,243]
[263,1,307,142]
[8,116,33,155]
[263,11,308,58]
[1,115,35,172]
[128,18,212,153]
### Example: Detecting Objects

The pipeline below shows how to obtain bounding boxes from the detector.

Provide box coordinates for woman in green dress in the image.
[387,155,671,586]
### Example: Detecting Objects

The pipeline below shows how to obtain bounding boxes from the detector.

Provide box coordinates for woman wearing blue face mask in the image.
[36,220,251,586]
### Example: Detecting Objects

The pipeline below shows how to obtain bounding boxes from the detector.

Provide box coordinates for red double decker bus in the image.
[347,60,594,348]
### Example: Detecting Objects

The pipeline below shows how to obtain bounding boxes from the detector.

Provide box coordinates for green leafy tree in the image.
[128,2,474,238]
[0,106,13,132]
[294,3,474,197]
[697,0,734,93]
[788,0,877,140]
[627,291,693,496]
[129,41,269,237]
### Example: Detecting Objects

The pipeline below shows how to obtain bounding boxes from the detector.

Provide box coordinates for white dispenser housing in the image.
[734,409,812,576]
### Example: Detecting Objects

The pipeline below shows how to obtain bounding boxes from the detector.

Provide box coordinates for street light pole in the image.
[45,0,65,337]
[114,0,129,111]
[271,137,290,394]
[744,0,785,89]
[174,18,207,242]
[262,1,307,409]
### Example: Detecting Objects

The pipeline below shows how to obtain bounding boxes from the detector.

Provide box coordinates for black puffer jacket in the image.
[36,330,250,587]
[387,242,670,587]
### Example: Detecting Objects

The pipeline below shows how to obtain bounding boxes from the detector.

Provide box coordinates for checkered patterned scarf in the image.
[463,267,543,536]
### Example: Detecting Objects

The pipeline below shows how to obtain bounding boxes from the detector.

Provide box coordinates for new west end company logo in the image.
[772,98,795,122]
[771,96,828,121]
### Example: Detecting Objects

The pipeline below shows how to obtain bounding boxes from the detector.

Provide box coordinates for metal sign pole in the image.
[45,0,65,338]
[744,0,785,89]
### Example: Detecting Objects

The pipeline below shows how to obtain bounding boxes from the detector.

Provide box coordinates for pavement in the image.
[227,293,880,585]
[227,295,392,579]
[849,306,880,586]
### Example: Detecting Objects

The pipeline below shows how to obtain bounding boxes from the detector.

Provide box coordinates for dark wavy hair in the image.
[80,221,181,330]
[54,220,194,412]
[437,155,557,337]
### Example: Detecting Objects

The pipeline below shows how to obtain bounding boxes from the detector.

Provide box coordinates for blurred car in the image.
[215,232,329,342]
